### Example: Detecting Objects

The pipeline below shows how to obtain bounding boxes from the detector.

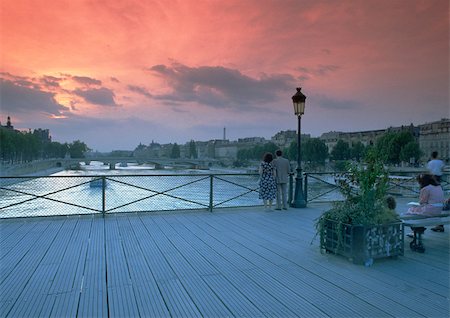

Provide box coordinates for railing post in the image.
[102,176,106,217]
[304,173,308,203]
[209,175,214,212]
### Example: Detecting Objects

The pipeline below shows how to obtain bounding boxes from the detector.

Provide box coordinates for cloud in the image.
[297,64,340,77]
[127,85,152,99]
[314,93,361,110]
[148,63,295,110]
[40,75,62,88]
[72,75,102,86]
[73,87,118,106]
[0,78,68,115]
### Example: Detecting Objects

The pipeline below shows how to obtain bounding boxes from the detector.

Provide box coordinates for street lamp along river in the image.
[292,87,307,208]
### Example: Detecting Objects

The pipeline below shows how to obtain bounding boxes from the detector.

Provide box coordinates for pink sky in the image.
[1,0,448,151]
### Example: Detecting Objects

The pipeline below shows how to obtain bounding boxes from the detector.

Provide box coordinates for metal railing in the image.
[0,173,261,218]
[1,171,447,218]
[304,171,449,203]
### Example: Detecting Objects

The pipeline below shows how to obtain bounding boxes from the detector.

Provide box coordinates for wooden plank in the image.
[201,273,265,317]
[157,278,203,318]
[0,221,62,317]
[108,285,140,317]
[5,263,57,318]
[76,216,107,317]
[77,289,107,318]
[145,215,234,317]
[133,285,171,318]
[0,204,448,318]
[161,215,298,317]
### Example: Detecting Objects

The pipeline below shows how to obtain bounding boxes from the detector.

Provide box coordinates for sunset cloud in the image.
[72,76,102,86]
[0,78,68,115]
[1,0,448,151]
[127,85,152,99]
[149,63,295,110]
[73,87,118,107]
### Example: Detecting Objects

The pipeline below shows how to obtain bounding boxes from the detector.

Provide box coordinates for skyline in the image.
[1,0,449,152]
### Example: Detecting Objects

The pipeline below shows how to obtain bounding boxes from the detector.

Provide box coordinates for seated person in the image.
[404,174,444,217]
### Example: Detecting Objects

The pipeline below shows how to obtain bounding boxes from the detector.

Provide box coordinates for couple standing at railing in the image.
[258,150,291,211]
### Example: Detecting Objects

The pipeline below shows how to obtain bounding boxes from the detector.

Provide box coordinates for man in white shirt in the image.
[273,150,291,210]
[427,151,445,183]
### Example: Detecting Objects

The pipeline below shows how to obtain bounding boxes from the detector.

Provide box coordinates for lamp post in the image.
[292,87,307,208]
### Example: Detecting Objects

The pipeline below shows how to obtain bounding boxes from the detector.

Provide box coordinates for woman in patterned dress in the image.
[259,152,277,211]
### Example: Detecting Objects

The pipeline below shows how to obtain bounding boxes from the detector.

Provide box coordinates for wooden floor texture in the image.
[1,202,449,317]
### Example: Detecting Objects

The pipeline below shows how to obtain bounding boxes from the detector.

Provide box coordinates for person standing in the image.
[273,149,291,210]
[259,152,277,211]
[427,151,446,232]
[427,151,445,183]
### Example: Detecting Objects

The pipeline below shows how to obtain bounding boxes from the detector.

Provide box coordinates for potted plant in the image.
[316,158,404,266]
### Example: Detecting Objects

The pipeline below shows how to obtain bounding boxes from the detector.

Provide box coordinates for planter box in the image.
[320,219,404,266]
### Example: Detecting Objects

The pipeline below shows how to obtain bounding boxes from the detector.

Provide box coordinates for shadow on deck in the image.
[1,201,449,317]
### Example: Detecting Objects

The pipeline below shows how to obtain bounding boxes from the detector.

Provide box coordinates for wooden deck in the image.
[1,202,449,317]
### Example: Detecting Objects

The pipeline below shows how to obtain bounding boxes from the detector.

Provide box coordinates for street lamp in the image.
[292,87,307,208]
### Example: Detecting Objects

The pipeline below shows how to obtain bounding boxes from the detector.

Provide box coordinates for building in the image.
[271,130,296,148]
[320,124,419,154]
[33,128,52,143]
[419,118,450,162]
[1,116,14,130]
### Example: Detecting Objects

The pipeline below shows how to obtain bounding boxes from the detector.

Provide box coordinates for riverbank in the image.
[0,161,64,177]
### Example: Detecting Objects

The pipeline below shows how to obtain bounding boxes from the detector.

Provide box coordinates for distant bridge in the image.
[57,156,217,170]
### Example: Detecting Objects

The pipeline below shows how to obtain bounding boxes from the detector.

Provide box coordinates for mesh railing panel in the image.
[0,176,102,218]
[104,175,211,213]
[212,174,260,208]
[0,174,261,218]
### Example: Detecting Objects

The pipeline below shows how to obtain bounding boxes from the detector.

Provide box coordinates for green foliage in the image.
[330,139,350,160]
[0,127,41,163]
[316,159,400,243]
[237,142,278,160]
[1,127,90,162]
[374,131,418,164]
[188,140,198,159]
[350,141,366,161]
[302,138,328,163]
[170,143,180,158]
[68,140,90,158]
[399,141,422,163]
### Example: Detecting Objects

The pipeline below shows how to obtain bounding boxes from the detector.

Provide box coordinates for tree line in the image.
[236,131,422,167]
[0,127,90,164]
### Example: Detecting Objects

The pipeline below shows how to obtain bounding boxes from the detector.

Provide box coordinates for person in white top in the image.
[427,151,444,183]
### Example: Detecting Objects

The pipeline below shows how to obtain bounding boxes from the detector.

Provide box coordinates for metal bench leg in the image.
[409,227,425,253]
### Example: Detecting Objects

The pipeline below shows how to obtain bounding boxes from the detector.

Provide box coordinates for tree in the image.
[399,141,422,164]
[237,142,278,160]
[350,141,366,161]
[170,143,180,158]
[375,131,416,164]
[331,140,350,161]
[188,140,197,159]
[68,140,90,158]
[302,138,328,163]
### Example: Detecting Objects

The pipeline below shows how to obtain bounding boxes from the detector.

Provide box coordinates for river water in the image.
[3,162,416,218]
[0,163,263,218]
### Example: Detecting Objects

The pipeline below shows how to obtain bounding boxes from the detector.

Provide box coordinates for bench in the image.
[401,214,450,253]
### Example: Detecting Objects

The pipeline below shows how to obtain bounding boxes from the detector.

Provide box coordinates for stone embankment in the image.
[0,160,64,177]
